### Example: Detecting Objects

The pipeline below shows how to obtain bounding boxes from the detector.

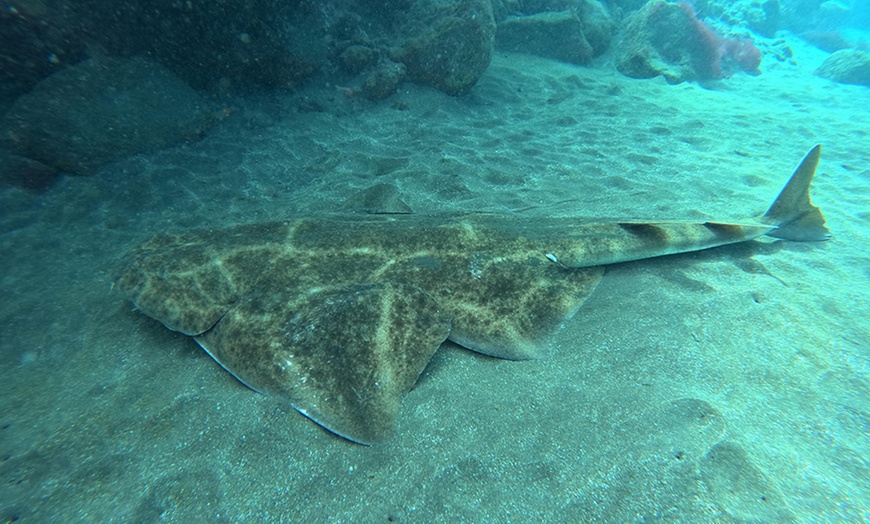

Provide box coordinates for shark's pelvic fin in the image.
[762,145,830,241]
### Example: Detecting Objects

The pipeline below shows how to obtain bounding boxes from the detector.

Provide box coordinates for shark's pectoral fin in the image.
[117,223,293,335]
[443,261,604,360]
[194,281,450,444]
[117,234,239,335]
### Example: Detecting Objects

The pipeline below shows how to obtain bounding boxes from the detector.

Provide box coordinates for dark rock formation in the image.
[614,0,761,84]
[0,149,60,192]
[0,0,321,99]
[391,0,495,96]
[0,2,85,101]
[688,0,781,37]
[496,0,614,65]
[0,56,215,175]
[362,61,408,101]
[338,45,378,75]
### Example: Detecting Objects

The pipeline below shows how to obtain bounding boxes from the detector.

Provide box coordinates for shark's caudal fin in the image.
[761,145,830,241]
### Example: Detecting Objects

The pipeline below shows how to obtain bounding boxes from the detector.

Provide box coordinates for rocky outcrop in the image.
[614,0,761,84]
[815,50,870,87]
[0,57,215,175]
[0,0,320,100]
[390,0,495,96]
[496,0,614,65]
[362,61,408,101]
[3,0,500,102]
[0,149,60,191]
[0,3,85,101]
[78,0,319,92]
[681,0,781,37]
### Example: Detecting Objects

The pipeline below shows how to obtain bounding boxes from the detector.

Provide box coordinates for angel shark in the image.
[117,146,829,444]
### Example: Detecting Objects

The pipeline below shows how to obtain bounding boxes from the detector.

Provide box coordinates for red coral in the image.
[677,2,761,79]
[726,38,762,72]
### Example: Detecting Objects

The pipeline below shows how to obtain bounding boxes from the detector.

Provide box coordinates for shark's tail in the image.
[761,145,830,241]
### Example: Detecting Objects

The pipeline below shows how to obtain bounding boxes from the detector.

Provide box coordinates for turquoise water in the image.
[1,1,868,522]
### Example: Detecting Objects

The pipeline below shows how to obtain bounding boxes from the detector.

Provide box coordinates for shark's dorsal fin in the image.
[342,183,413,214]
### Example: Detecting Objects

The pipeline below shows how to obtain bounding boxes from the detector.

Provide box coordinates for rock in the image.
[0,3,84,101]
[738,0,781,37]
[362,61,408,101]
[392,0,495,96]
[0,149,60,191]
[614,0,762,83]
[2,1,319,97]
[615,1,700,83]
[577,0,616,54]
[799,31,853,53]
[611,0,651,11]
[79,0,319,92]
[815,49,870,86]
[0,56,215,175]
[490,0,522,21]
[521,0,580,12]
[496,1,614,65]
[338,45,377,75]
[695,0,781,37]
[498,11,592,64]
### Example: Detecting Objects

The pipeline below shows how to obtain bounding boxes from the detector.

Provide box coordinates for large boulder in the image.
[0,2,85,101]
[496,1,614,65]
[0,56,215,175]
[815,49,870,87]
[614,0,761,83]
[391,0,495,96]
[498,11,594,64]
[734,0,781,37]
[684,0,781,37]
[77,0,319,92]
[0,0,319,99]
[0,149,60,191]
[361,61,408,101]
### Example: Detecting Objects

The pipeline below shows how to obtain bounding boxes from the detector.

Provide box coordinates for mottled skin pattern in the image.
[117,147,828,443]
[115,214,768,443]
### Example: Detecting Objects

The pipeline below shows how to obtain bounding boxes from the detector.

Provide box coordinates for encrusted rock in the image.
[614,0,761,83]
[0,56,215,175]
[362,61,408,101]
[815,49,870,87]
[392,0,495,96]
[496,1,614,65]
[338,45,377,75]
[0,149,60,191]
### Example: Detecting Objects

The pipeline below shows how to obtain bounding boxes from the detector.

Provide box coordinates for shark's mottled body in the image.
[118,146,828,443]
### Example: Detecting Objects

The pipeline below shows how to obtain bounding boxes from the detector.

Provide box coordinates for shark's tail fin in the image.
[761,145,830,241]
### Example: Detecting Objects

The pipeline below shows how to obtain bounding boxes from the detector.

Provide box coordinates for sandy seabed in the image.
[1,41,868,522]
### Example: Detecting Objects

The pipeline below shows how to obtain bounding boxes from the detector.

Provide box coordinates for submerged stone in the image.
[0,56,215,175]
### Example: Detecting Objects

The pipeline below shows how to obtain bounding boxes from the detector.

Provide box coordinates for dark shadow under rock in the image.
[0,56,216,175]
